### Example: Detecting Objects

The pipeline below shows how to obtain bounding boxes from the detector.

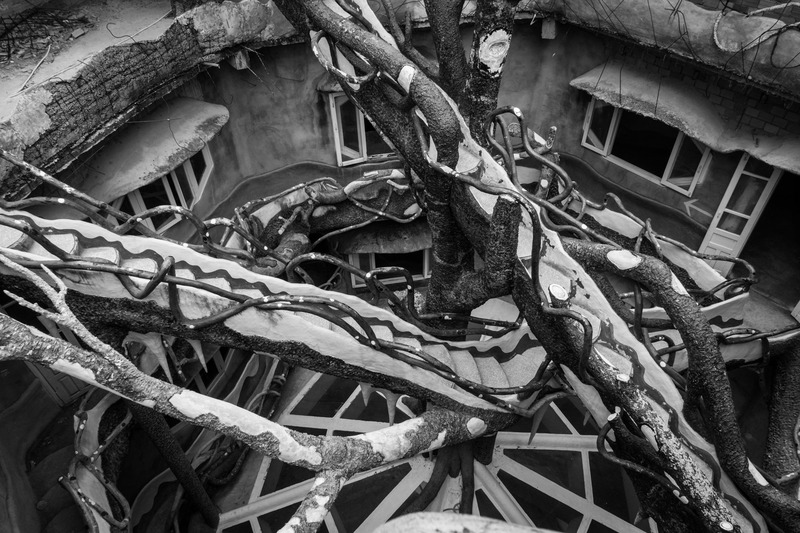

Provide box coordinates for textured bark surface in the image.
[765,340,800,496]
[0,311,494,473]
[3,0,800,198]
[0,0,291,199]
[2,2,799,532]
[461,0,518,140]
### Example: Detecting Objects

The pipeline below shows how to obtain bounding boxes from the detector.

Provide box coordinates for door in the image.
[699,154,782,276]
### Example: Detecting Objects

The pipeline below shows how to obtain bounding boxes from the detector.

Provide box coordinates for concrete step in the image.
[394,336,456,373]
[447,349,482,386]
[473,355,511,389]
[331,316,393,345]
[24,232,78,260]
[498,345,549,388]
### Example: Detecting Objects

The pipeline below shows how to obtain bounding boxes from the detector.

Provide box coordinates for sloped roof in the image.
[68,97,229,202]
[571,60,800,174]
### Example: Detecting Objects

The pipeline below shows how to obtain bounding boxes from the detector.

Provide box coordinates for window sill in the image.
[583,147,695,199]
[603,154,663,185]
[339,153,399,168]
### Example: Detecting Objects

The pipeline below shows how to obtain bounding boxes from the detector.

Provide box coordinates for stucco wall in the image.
[90,19,791,251]
[498,21,796,248]
[185,42,338,219]
[498,23,712,245]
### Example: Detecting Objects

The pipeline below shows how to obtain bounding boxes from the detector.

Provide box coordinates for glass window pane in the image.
[744,156,773,177]
[222,521,253,533]
[116,195,136,219]
[588,521,626,533]
[190,150,207,182]
[332,463,412,531]
[665,136,704,191]
[555,397,600,435]
[503,449,585,497]
[174,165,194,208]
[611,112,679,177]
[475,489,505,521]
[502,404,571,434]
[497,470,583,532]
[364,119,391,155]
[290,374,358,418]
[351,254,371,272]
[258,503,302,533]
[589,452,641,523]
[718,212,748,234]
[336,96,361,158]
[586,100,615,151]
[138,179,176,231]
[374,251,425,277]
[727,175,767,216]
[342,390,410,423]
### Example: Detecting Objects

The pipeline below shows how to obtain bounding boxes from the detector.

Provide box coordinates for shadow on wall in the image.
[539,153,707,248]
[735,173,800,309]
[167,159,402,243]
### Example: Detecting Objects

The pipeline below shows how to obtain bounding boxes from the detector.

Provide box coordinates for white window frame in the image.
[329,92,393,167]
[330,93,367,166]
[111,145,213,233]
[349,249,432,289]
[581,98,712,197]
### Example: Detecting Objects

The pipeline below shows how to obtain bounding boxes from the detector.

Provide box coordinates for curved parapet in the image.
[0,211,544,421]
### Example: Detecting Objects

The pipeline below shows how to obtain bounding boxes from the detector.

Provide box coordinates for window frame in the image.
[328,92,394,167]
[348,249,432,289]
[330,93,367,166]
[111,145,213,233]
[581,97,711,198]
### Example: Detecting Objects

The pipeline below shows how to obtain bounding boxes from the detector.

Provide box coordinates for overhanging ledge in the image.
[67,97,229,203]
[570,60,800,175]
[331,219,432,255]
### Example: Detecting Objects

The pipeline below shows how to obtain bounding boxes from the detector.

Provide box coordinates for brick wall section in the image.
[612,42,800,138]
[688,0,800,22]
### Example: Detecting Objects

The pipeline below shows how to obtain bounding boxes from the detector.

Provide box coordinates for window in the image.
[220,372,655,532]
[348,249,432,288]
[111,145,213,233]
[329,93,393,166]
[582,98,711,197]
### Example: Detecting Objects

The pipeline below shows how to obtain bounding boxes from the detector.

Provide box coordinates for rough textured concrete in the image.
[0,0,296,199]
[571,61,800,175]
[65,97,229,202]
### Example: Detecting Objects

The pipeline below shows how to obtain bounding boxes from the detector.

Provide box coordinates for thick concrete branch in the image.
[0,311,491,475]
[0,0,293,199]
[562,239,800,531]
[462,0,519,140]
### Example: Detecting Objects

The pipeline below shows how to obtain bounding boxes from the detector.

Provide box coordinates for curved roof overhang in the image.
[570,60,800,175]
[331,218,432,254]
[69,97,229,202]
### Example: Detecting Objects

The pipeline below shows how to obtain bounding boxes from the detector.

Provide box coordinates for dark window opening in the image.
[610,112,678,177]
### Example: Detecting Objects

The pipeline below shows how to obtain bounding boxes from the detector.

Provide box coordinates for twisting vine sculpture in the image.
[1,1,800,532]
